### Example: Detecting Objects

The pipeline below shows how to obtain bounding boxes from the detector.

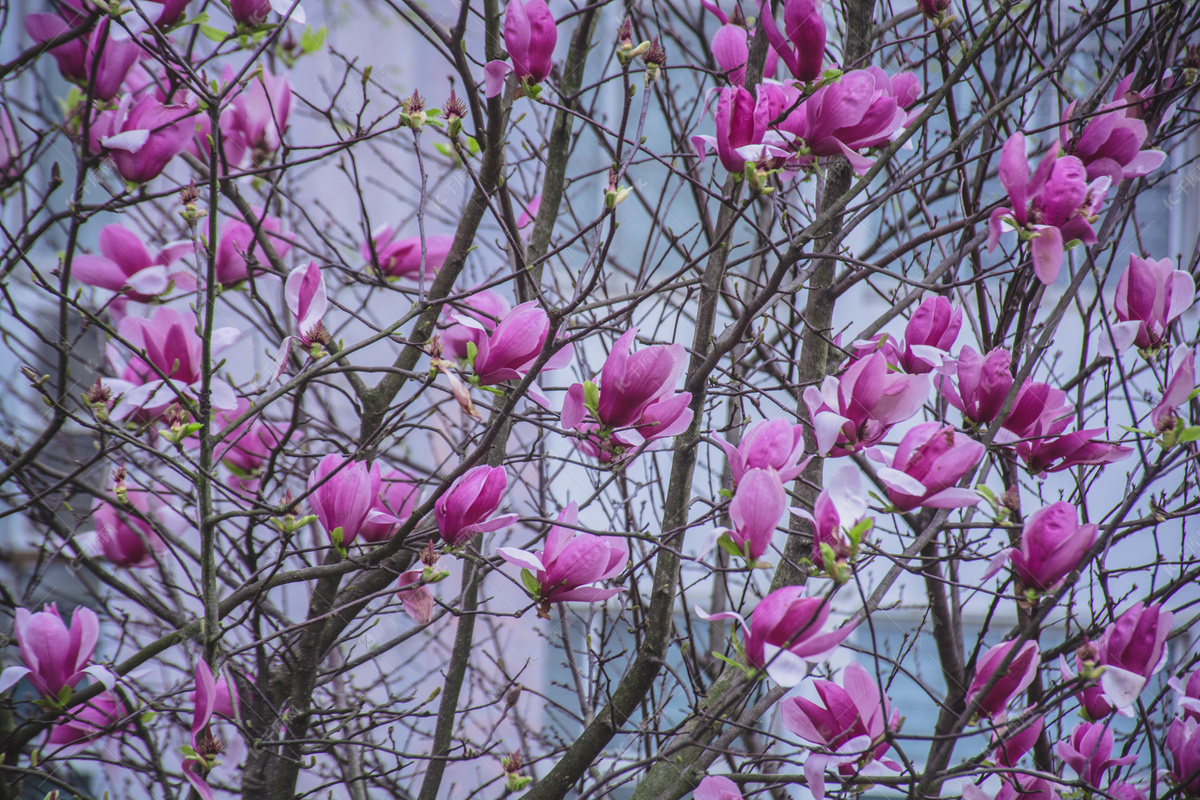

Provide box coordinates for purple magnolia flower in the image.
[397,570,434,624]
[999,379,1073,441]
[91,486,187,568]
[464,301,574,386]
[362,227,455,279]
[988,133,1111,285]
[227,66,291,161]
[1167,718,1200,796]
[498,502,627,614]
[717,418,807,486]
[1094,602,1173,711]
[561,327,693,460]
[1112,254,1195,352]
[898,296,962,373]
[938,346,1014,426]
[82,21,142,101]
[441,289,512,360]
[230,0,273,25]
[24,3,93,84]
[435,465,517,547]
[91,95,193,183]
[781,662,901,800]
[999,502,1097,592]
[286,261,328,346]
[214,213,292,285]
[718,467,786,562]
[694,776,744,800]
[46,691,129,746]
[691,85,770,173]
[308,454,395,548]
[108,307,240,419]
[358,470,421,544]
[966,640,1040,721]
[993,714,1044,767]
[183,660,223,800]
[994,379,1129,474]
[1151,346,1196,434]
[868,422,984,512]
[756,0,825,82]
[484,0,557,97]
[696,588,856,687]
[1061,81,1167,183]
[73,223,191,301]
[803,352,929,456]
[0,604,102,699]
[792,465,869,577]
[1169,669,1200,723]
[1056,721,1137,787]
[702,1,750,85]
[211,401,286,493]
[1014,427,1132,475]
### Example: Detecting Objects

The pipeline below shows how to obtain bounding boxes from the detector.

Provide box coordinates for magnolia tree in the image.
[1,0,1199,798]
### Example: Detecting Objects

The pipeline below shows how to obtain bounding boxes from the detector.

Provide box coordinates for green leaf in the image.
[465,136,480,154]
[465,340,478,368]
[717,487,734,499]
[1188,387,1200,401]
[520,568,541,597]
[300,26,328,53]
[1180,426,1200,443]
[583,380,600,415]
[717,533,743,559]
[199,24,227,42]
[847,517,873,546]
[819,542,837,573]
[434,142,454,157]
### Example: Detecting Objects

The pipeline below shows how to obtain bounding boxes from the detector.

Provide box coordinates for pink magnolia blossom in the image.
[46,691,129,746]
[803,352,929,456]
[498,502,627,611]
[988,133,1110,285]
[308,454,396,547]
[269,262,330,381]
[1014,427,1131,475]
[1169,669,1200,723]
[441,289,512,360]
[73,223,191,301]
[696,588,856,687]
[1056,721,1137,787]
[358,470,421,543]
[227,66,291,161]
[938,346,1014,426]
[756,0,825,82]
[792,465,869,576]
[714,467,786,562]
[24,3,93,84]
[464,301,574,386]
[867,422,984,512]
[361,226,454,279]
[966,640,1040,721]
[46,19,138,101]
[1112,254,1195,352]
[91,95,193,183]
[108,307,240,419]
[214,213,292,285]
[989,502,1097,592]
[230,0,273,25]
[898,296,962,373]
[435,465,517,547]
[1094,602,1173,711]
[0,604,102,699]
[212,400,287,491]
[999,380,1072,441]
[993,714,1044,767]
[91,486,187,568]
[717,418,808,486]
[397,570,434,624]
[781,662,901,800]
[691,85,770,173]
[702,1,750,85]
[694,775,744,800]
[1168,718,1200,796]
[1061,79,1167,183]
[183,661,222,800]
[484,0,557,97]
[561,328,693,460]
[1152,347,1195,434]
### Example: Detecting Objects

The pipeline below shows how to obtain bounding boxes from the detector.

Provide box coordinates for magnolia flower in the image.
[397,570,434,624]
[938,346,1014,426]
[485,0,557,97]
[988,133,1110,285]
[462,301,574,389]
[803,352,928,456]
[717,418,808,486]
[308,454,396,548]
[0,604,105,699]
[867,422,984,512]
[1094,602,1173,711]
[358,470,421,543]
[714,467,786,562]
[691,85,770,173]
[1169,669,1200,723]
[73,224,191,301]
[702,1,750,85]
[561,328,693,461]
[993,714,1044,767]
[183,661,224,800]
[1056,721,1137,787]
[1167,718,1200,796]
[46,691,129,746]
[1061,80,1167,183]
[435,465,518,547]
[441,289,512,360]
[227,66,291,161]
[999,380,1072,441]
[1111,254,1195,353]
[361,227,454,279]
[91,486,188,568]
[898,296,962,373]
[1152,347,1195,435]
[781,662,901,800]
[696,588,856,687]
[756,0,825,82]
[1014,427,1131,475]
[214,214,291,285]
[91,95,193,183]
[986,502,1097,592]
[498,503,627,616]
[230,0,273,24]
[966,640,1040,721]
[24,3,93,84]
[211,401,287,492]
[694,776,744,800]
[792,465,869,578]
[108,307,241,419]
[269,262,330,381]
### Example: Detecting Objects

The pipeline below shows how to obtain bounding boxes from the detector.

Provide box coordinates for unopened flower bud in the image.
[605,167,632,207]
[617,18,633,52]
[112,464,128,504]
[1184,45,1200,86]
[1000,485,1020,513]
[502,749,523,774]
[179,182,206,223]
